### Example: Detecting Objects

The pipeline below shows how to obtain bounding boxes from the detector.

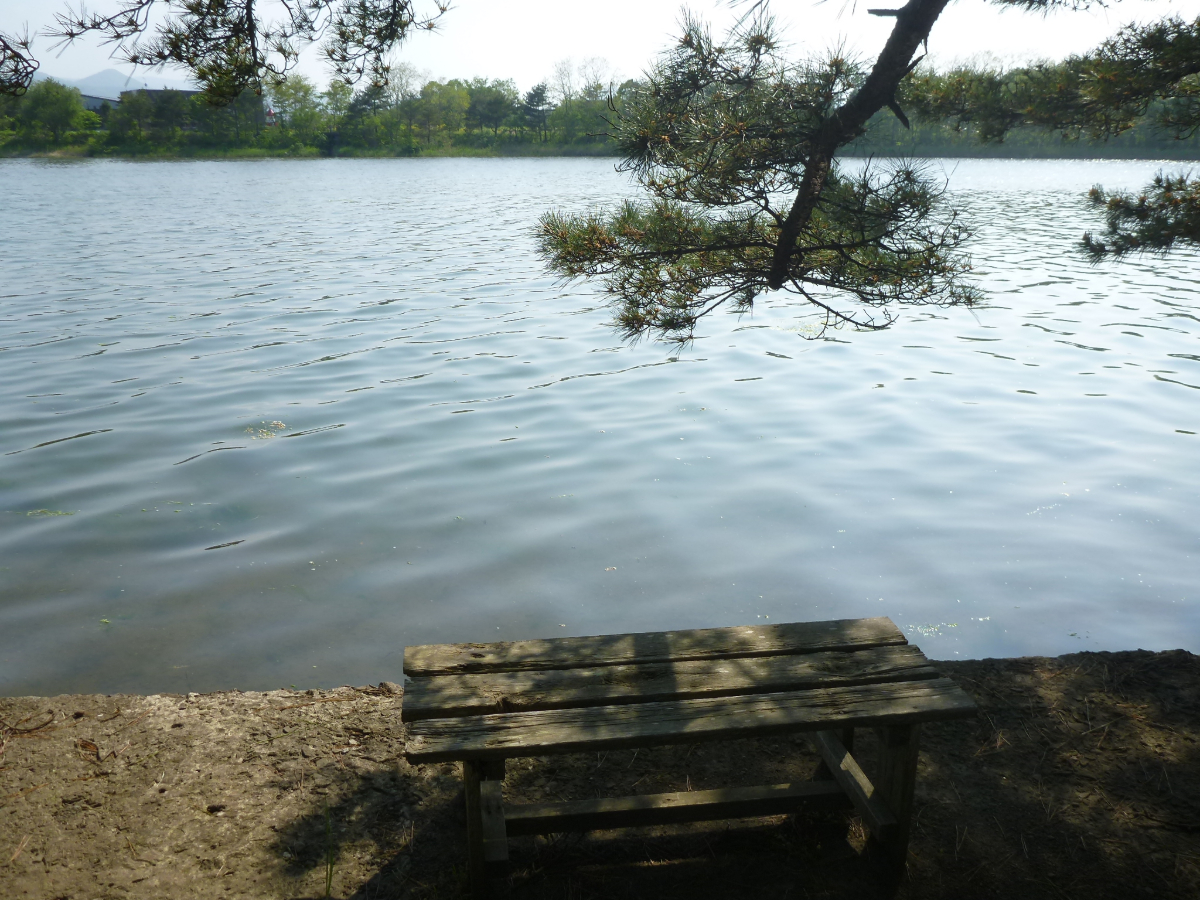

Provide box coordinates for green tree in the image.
[522,83,551,141]
[150,89,191,140]
[19,77,85,142]
[538,7,977,341]
[466,78,517,135]
[323,80,354,119]
[0,91,19,132]
[414,79,469,143]
[342,83,389,147]
[269,75,324,144]
[385,62,426,145]
[106,89,153,144]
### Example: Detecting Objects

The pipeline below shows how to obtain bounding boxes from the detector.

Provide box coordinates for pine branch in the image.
[1084,174,1200,258]
[537,5,978,343]
[46,0,449,105]
[0,29,38,97]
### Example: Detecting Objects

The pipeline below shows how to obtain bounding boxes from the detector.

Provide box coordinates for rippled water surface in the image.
[1,157,1197,695]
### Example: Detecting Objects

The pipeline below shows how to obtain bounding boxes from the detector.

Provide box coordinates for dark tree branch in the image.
[766,0,951,289]
[535,9,980,343]
[0,29,38,97]
[47,1,449,105]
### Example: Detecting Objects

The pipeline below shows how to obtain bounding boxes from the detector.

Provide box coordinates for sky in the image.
[6,0,1200,92]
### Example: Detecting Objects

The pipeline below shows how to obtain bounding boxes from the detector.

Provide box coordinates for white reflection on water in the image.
[0,157,1197,695]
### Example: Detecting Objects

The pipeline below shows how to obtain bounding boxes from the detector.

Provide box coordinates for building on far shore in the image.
[81,94,120,112]
[119,88,202,103]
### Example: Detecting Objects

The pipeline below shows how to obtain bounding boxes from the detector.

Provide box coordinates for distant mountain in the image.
[34,68,198,99]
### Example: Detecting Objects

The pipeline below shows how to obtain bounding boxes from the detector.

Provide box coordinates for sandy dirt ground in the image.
[1,649,1197,900]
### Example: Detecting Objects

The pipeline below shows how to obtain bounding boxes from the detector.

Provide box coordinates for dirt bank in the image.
[2,649,1197,899]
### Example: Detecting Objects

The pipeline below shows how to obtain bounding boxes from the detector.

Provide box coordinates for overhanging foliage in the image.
[0,30,38,96]
[538,7,978,342]
[903,15,1200,258]
[48,0,449,104]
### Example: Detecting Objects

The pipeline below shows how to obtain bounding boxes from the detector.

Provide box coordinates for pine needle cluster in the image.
[538,16,978,343]
[48,1,449,104]
[1084,174,1200,257]
[0,30,38,96]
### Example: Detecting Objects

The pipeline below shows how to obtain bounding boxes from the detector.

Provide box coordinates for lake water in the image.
[1,157,1197,697]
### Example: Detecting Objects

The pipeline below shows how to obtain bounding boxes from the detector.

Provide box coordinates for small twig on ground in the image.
[104,741,132,761]
[273,697,364,711]
[115,712,151,733]
[964,859,990,882]
[1,783,48,805]
[324,800,336,898]
[0,712,56,735]
[8,834,30,864]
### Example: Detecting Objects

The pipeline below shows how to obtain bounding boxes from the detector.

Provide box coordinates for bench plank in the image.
[505,781,852,836]
[402,644,938,722]
[404,616,906,676]
[405,677,976,763]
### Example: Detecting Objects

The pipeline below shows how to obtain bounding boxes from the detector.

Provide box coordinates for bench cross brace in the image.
[461,725,921,897]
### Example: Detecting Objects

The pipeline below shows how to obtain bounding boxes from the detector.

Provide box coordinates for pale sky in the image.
[6,0,1200,92]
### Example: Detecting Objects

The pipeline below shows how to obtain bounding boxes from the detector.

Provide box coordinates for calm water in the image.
[1,157,1197,696]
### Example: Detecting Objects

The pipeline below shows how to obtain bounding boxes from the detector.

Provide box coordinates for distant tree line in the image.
[0,61,636,156]
[4,58,1200,161]
[852,100,1200,159]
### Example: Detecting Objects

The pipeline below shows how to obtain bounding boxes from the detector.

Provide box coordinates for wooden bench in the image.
[402,616,976,897]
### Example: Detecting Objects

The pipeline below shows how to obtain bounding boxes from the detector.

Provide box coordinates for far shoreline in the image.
[5,146,1200,162]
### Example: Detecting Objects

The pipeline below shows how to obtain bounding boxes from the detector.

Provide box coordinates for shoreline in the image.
[6,147,1200,162]
[0,145,619,161]
[2,648,1197,898]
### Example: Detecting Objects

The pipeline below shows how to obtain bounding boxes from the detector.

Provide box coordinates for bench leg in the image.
[870,724,920,889]
[463,760,508,899]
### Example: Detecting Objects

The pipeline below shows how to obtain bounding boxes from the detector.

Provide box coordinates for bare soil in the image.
[2,649,1197,899]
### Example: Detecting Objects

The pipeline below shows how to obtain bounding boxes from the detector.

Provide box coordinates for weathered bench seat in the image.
[402,616,976,897]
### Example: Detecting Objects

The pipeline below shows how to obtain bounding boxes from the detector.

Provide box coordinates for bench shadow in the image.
[266,748,467,899]
[267,730,884,899]
[494,734,886,900]
[905,649,1200,900]
[267,649,1199,899]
